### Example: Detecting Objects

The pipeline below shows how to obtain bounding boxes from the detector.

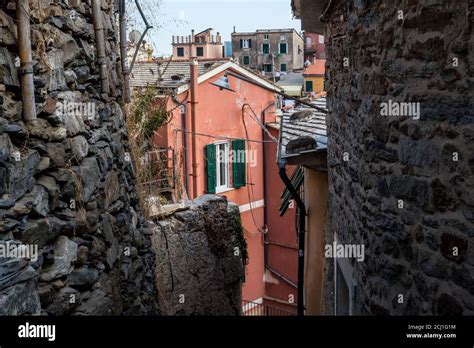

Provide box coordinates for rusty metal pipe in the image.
[16,0,36,122]
[119,0,131,103]
[91,0,110,95]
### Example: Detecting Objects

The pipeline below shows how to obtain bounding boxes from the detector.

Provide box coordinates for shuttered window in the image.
[206,140,246,193]
[205,143,217,193]
[232,139,246,189]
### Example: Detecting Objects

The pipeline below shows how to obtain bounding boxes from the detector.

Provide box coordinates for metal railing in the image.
[242,300,296,316]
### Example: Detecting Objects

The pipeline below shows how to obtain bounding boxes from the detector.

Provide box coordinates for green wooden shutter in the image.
[232,139,246,189]
[206,143,217,193]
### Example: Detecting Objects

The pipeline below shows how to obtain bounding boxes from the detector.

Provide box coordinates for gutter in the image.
[172,95,189,197]
[261,101,274,267]
[16,0,36,122]
[92,0,110,95]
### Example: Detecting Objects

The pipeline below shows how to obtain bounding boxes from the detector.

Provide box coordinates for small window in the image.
[264,34,269,40]
[280,34,286,41]
[241,39,251,49]
[279,43,287,54]
[263,64,272,73]
[305,36,312,46]
[305,80,313,92]
[262,43,270,54]
[280,63,287,72]
[177,47,185,57]
[196,47,204,57]
[216,142,229,192]
[243,55,250,65]
[319,35,325,44]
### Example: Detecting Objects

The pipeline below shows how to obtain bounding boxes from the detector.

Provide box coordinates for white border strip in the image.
[239,199,265,213]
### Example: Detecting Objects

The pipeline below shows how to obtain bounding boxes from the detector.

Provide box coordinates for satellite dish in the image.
[129,30,142,44]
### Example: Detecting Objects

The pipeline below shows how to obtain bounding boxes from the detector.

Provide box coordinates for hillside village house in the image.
[303,59,326,95]
[172,28,224,60]
[231,29,304,77]
[130,58,283,307]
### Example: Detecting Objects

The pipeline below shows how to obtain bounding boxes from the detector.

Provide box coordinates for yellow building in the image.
[303,59,326,95]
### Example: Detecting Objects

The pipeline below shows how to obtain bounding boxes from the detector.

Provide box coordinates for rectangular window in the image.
[319,35,325,44]
[280,63,287,72]
[305,80,313,92]
[280,34,286,41]
[177,47,185,57]
[279,43,288,54]
[243,55,250,65]
[264,34,269,40]
[263,64,272,73]
[196,47,204,57]
[241,39,251,49]
[216,142,229,192]
[262,43,270,54]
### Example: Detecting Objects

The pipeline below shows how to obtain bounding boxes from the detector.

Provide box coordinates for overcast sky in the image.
[128,0,301,56]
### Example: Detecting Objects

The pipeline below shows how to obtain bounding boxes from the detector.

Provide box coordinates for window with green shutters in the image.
[262,43,270,54]
[206,140,246,193]
[279,43,287,54]
[232,139,246,188]
[243,55,250,65]
[205,143,217,193]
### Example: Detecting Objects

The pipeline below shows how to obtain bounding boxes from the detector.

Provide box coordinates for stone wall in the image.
[0,0,158,315]
[152,195,245,315]
[323,0,473,314]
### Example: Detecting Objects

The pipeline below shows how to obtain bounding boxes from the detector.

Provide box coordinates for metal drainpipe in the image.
[278,164,306,316]
[261,102,274,267]
[189,58,198,198]
[92,0,110,95]
[173,96,189,197]
[16,0,36,122]
[119,0,131,103]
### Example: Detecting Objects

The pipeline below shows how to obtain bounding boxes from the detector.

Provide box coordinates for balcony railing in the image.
[242,300,296,316]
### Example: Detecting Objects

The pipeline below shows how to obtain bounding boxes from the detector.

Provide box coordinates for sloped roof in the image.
[278,96,328,163]
[303,60,326,76]
[130,59,281,95]
[130,60,228,89]
[277,72,304,86]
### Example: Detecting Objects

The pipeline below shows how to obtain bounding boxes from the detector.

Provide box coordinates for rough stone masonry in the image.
[323,0,473,314]
[0,0,159,315]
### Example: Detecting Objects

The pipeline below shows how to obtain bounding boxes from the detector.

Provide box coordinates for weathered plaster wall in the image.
[324,0,473,314]
[0,0,158,315]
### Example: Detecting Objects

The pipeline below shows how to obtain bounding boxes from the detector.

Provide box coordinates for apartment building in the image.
[231,29,304,77]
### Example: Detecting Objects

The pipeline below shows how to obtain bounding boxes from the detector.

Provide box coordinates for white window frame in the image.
[262,43,270,54]
[263,34,269,40]
[215,141,230,193]
[279,43,288,54]
[318,35,325,44]
[242,39,250,49]
[280,34,286,41]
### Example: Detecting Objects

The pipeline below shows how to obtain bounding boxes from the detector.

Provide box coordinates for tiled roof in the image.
[130,59,229,89]
[278,96,328,162]
[303,59,326,76]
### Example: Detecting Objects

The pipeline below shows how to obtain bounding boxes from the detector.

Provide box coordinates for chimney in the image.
[233,26,236,33]
[189,57,199,198]
[191,29,195,42]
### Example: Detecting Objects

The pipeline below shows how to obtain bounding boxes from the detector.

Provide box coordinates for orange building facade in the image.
[148,60,279,303]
